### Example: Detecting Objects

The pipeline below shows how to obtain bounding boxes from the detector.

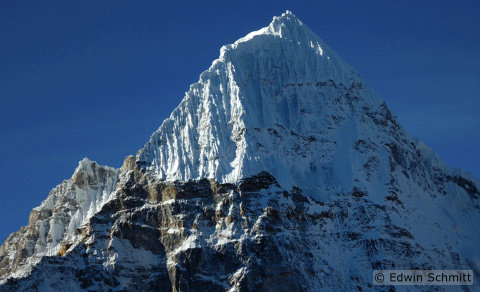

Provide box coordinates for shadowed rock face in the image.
[1,156,479,291]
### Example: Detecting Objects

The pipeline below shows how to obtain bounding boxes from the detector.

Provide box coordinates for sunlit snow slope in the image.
[137,11,474,197]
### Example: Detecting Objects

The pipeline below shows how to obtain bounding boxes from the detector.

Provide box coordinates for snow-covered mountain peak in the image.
[225,10,357,85]
[1,11,480,291]
[73,157,105,178]
[233,10,304,45]
[0,158,120,285]
[265,10,307,40]
[137,12,391,190]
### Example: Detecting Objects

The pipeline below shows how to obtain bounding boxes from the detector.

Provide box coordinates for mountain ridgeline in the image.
[1,11,479,291]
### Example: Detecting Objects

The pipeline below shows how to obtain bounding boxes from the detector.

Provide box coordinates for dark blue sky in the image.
[1,1,479,242]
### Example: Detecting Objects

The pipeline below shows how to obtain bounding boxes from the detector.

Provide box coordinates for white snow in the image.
[1,158,119,285]
[137,11,385,195]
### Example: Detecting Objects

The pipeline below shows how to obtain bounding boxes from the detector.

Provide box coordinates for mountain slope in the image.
[137,10,385,191]
[1,11,479,291]
[0,159,119,284]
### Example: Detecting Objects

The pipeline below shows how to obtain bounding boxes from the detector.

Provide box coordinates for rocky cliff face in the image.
[1,11,479,291]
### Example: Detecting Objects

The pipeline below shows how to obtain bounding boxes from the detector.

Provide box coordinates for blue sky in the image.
[1,1,479,242]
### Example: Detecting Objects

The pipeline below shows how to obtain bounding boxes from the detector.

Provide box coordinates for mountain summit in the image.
[1,11,479,291]
[137,10,383,192]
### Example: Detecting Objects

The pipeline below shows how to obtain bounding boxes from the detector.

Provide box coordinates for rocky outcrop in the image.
[1,155,479,291]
